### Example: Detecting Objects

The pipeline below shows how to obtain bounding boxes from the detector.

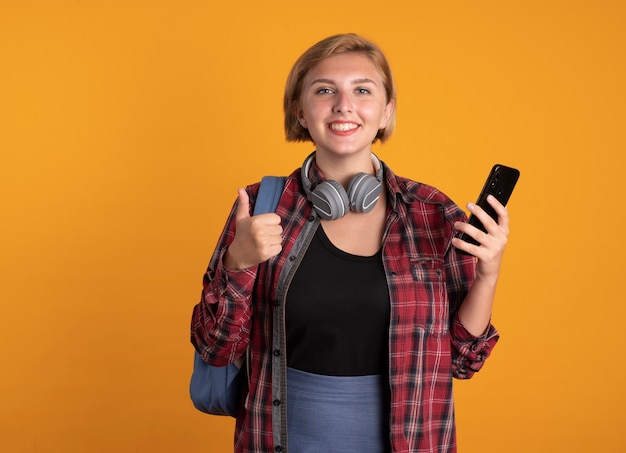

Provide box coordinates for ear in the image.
[379,99,395,129]
[294,103,307,128]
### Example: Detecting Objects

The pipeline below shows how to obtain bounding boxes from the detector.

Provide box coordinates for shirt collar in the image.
[382,161,417,211]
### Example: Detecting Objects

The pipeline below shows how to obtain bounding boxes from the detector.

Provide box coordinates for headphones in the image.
[300,152,384,221]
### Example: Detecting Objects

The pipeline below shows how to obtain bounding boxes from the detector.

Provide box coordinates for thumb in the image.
[235,188,251,221]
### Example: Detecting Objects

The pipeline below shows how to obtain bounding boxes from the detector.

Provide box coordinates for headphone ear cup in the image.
[311,180,350,220]
[347,173,383,214]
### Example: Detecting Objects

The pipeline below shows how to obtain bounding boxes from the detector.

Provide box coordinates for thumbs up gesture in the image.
[223,188,284,270]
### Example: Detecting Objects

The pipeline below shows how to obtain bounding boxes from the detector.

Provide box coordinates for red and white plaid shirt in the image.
[192,159,499,453]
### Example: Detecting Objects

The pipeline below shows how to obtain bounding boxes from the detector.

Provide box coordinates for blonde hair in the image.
[284,33,397,143]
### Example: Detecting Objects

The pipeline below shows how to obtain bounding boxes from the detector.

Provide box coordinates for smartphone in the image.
[459,164,520,246]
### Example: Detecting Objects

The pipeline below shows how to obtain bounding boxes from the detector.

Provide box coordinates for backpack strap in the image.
[253,176,287,215]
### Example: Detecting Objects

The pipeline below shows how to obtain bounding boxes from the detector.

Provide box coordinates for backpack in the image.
[190,176,286,416]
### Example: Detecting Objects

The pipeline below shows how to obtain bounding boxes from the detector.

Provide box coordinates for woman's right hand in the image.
[223,188,283,270]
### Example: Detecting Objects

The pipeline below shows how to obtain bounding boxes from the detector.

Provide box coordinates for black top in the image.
[286,225,390,376]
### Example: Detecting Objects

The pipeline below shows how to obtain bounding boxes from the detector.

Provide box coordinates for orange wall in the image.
[1,1,624,452]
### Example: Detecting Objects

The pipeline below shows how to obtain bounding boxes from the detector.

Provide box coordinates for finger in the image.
[252,225,284,261]
[254,212,282,225]
[451,236,479,257]
[486,195,510,232]
[467,201,497,231]
[249,221,283,245]
[454,220,488,249]
[235,188,251,221]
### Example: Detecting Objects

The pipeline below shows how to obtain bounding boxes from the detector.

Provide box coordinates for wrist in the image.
[474,265,500,287]
[223,247,247,271]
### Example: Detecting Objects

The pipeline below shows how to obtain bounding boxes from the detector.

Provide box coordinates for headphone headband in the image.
[301,152,384,220]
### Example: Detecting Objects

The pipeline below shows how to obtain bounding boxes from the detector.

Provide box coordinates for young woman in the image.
[192,33,509,453]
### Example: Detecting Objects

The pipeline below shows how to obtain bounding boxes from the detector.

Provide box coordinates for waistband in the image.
[287,367,386,397]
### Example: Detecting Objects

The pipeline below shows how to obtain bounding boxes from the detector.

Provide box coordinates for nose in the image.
[332,92,353,114]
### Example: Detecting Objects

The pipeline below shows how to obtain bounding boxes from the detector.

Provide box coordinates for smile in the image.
[329,122,359,132]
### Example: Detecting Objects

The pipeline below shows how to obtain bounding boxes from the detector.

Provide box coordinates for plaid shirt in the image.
[192,160,499,453]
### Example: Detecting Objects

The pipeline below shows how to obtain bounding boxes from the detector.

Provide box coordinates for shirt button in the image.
[289,255,296,261]
[274,300,280,307]
[308,215,315,222]
[275,447,283,452]
[273,399,281,406]
[390,272,397,277]
[273,349,281,356]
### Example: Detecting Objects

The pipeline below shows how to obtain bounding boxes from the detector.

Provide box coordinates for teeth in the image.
[330,123,358,131]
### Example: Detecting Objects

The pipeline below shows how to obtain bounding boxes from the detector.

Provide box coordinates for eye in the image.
[315,87,334,95]
[356,87,371,94]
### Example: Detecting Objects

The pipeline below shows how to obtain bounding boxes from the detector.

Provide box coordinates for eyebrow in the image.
[309,78,378,86]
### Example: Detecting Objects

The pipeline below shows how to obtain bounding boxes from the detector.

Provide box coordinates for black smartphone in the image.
[460,164,520,246]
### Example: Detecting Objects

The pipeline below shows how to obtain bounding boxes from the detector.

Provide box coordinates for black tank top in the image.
[285,225,390,376]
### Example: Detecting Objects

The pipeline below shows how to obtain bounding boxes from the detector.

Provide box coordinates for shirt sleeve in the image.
[449,313,499,379]
[443,206,500,379]
[190,195,258,367]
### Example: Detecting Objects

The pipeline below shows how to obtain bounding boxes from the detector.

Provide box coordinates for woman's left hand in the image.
[452,195,509,282]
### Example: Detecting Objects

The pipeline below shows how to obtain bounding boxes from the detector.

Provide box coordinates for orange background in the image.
[1,1,624,452]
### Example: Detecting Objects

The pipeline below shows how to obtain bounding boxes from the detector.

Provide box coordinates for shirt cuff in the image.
[451,312,497,342]
[213,248,258,298]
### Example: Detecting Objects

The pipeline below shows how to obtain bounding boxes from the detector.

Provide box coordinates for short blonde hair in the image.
[284,33,397,144]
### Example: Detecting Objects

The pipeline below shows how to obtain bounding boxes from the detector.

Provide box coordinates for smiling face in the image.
[296,53,395,158]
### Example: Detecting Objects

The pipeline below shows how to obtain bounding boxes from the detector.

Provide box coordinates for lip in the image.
[327,121,360,136]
